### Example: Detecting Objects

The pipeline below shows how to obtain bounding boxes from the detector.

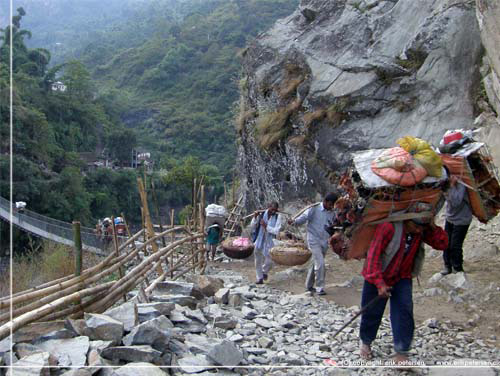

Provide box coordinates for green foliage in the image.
[69,0,299,174]
[0,9,142,253]
[0,1,300,253]
[107,128,137,166]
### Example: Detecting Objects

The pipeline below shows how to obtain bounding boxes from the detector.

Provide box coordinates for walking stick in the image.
[331,293,387,339]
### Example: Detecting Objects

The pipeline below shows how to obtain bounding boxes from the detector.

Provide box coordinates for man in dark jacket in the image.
[359,212,448,364]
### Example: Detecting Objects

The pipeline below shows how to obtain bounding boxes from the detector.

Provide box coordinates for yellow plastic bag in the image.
[397,136,443,177]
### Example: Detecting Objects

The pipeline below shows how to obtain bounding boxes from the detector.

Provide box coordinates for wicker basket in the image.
[222,237,254,259]
[270,243,311,266]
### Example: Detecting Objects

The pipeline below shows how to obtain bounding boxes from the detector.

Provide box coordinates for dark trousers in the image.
[443,221,470,270]
[359,279,414,354]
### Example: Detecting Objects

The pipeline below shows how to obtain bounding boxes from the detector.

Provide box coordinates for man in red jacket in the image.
[359,212,448,364]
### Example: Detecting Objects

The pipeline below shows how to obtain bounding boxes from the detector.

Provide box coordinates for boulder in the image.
[137,302,175,317]
[193,275,224,297]
[137,306,162,323]
[114,362,168,376]
[83,313,124,345]
[87,348,115,375]
[0,336,12,355]
[122,316,172,352]
[34,329,75,342]
[60,370,93,376]
[228,294,243,307]
[7,352,51,376]
[150,295,197,309]
[184,334,222,355]
[101,345,162,364]
[13,322,65,344]
[439,272,473,290]
[213,317,237,330]
[178,307,208,324]
[65,319,86,337]
[89,340,114,353]
[176,354,213,374]
[207,340,243,367]
[214,288,230,305]
[36,336,89,367]
[104,301,139,332]
[153,281,204,300]
[13,343,43,359]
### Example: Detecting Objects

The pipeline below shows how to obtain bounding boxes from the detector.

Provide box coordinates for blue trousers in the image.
[359,279,414,354]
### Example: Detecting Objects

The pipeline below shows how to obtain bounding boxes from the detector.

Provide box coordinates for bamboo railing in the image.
[0,181,210,340]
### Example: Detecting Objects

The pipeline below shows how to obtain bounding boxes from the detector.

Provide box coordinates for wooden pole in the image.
[137,177,164,275]
[199,185,206,273]
[72,222,82,277]
[170,209,175,278]
[0,230,145,308]
[151,180,167,248]
[111,217,126,302]
[0,282,115,340]
[0,247,141,322]
[141,208,146,243]
[232,173,236,207]
[224,181,227,208]
[193,178,198,229]
[122,213,149,286]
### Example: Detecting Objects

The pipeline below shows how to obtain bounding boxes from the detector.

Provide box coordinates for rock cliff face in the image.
[477,0,500,115]
[237,0,483,208]
[475,0,500,168]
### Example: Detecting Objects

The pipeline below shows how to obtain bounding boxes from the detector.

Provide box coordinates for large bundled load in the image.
[438,130,500,223]
[205,204,227,229]
[329,137,447,260]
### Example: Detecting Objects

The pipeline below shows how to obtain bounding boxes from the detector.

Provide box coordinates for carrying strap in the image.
[381,222,404,272]
[367,211,432,225]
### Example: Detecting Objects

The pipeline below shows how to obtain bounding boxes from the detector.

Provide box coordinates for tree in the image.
[107,128,137,166]
[61,60,94,100]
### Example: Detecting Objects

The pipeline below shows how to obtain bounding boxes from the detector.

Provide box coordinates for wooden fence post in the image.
[72,222,82,277]
[138,178,164,275]
[170,209,175,278]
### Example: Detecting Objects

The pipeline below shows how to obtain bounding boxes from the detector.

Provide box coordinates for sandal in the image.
[360,344,373,360]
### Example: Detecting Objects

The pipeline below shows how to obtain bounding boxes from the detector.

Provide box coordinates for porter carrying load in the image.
[439,129,500,223]
[328,137,447,260]
[205,204,227,230]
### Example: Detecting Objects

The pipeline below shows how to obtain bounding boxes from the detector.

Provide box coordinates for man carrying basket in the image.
[289,192,339,295]
[251,202,282,285]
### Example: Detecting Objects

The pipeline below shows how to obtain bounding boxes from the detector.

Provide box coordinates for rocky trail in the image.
[3,214,500,376]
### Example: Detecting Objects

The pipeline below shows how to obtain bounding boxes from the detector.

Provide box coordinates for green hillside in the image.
[72,0,299,174]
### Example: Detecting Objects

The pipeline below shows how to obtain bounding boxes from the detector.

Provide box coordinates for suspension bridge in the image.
[0,196,108,255]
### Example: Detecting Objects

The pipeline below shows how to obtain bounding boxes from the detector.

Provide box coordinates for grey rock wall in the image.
[477,0,500,115]
[238,0,482,208]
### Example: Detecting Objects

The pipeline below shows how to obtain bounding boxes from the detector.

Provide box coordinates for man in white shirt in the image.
[251,202,282,284]
[289,192,338,295]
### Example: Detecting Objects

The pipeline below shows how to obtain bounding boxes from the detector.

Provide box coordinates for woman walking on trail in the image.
[206,223,222,261]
